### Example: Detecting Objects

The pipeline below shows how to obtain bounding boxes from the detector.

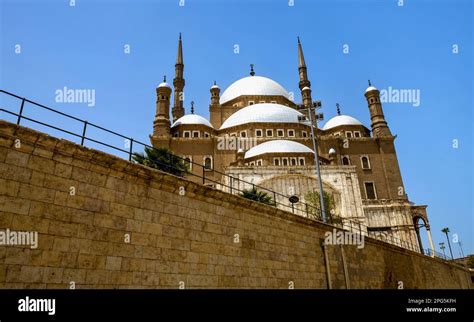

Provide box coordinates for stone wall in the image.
[0,120,471,289]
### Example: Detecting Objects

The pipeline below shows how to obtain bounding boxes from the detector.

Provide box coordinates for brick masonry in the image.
[0,120,471,289]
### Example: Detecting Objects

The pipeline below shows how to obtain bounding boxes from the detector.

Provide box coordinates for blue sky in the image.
[1,0,472,256]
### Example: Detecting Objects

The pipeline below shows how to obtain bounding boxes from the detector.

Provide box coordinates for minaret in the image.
[172,33,185,122]
[297,37,315,122]
[153,76,172,137]
[364,80,392,137]
[209,81,221,128]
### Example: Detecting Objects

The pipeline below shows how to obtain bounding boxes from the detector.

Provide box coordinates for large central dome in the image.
[219,76,290,104]
[220,103,310,130]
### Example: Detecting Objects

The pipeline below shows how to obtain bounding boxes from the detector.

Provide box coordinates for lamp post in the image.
[439,242,446,259]
[441,227,454,260]
[298,100,327,223]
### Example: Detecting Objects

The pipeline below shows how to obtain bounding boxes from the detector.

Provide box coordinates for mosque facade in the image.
[149,35,435,254]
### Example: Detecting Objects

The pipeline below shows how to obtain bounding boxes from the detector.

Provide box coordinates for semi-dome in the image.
[171,114,214,128]
[220,103,310,130]
[322,115,364,131]
[245,140,314,159]
[219,76,290,104]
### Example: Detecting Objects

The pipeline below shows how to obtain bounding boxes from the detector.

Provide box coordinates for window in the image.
[183,131,191,138]
[290,158,297,166]
[301,131,308,138]
[364,182,377,200]
[342,156,350,165]
[270,101,277,104]
[204,132,210,138]
[345,131,352,138]
[273,158,280,166]
[282,157,289,166]
[184,156,192,171]
[248,101,255,105]
[334,133,340,137]
[361,156,371,169]
[259,101,265,104]
[354,131,361,138]
[249,162,255,166]
[230,133,237,137]
[277,129,284,137]
[192,131,200,138]
[255,129,263,137]
[204,156,213,170]
[240,131,247,138]
[298,157,305,166]
[256,160,262,166]
[173,132,179,138]
[266,129,273,137]
[287,129,295,137]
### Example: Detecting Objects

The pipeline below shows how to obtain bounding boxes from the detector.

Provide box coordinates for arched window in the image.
[291,158,297,166]
[342,156,350,165]
[204,157,212,170]
[361,156,370,169]
[184,157,192,171]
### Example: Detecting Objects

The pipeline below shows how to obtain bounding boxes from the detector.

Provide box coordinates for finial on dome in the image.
[250,64,255,76]
[163,75,166,82]
[179,32,182,40]
[190,101,194,114]
[368,79,372,86]
[336,103,341,116]
[214,80,216,85]
[297,36,301,44]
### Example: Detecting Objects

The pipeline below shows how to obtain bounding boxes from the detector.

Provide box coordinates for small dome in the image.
[220,103,310,130]
[365,86,378,93]
[219,76,290,104]
[322,115,364,130]
[171,114,214,128]
[302,86,311,91]
[245,140,314,159]
[211,84,220,90]
[329,148,336,155]
[158,82,171,89]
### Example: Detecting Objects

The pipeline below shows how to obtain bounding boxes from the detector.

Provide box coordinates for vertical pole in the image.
[202,165,205,185]
[128,138,134,162]
[17,98,26,125]
[322,241,332,289]
[230,176,233,195]
[340,245,350,289]
[273,191,277,207]
[80,121,88,146]
[307,107,327,223]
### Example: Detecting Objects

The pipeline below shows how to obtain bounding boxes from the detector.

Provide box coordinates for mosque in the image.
[149,34,435,254]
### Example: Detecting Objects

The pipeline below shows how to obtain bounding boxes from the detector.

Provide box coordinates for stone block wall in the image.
[0,120,471,289]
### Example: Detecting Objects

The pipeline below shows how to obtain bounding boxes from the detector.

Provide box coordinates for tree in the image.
[240,187,274,205]
[132,147,188,177]
[441,227,454,260]
[304,190,339,223]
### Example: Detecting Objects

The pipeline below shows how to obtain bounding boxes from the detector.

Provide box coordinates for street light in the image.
[298,100,327,223]
[439,242,446,259]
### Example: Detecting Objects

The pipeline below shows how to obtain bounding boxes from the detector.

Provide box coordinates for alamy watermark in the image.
[0,228,38,249]
[324,228,364,249]
[55,86,96,107]
[380,86,420,107]
[217,136,257,151]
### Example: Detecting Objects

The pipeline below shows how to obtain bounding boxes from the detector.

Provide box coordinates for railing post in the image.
[273,191,277,207]
[202,165,205,185]
[128,138,134,161]
[229,176,233,195]
[80,121,88,146]
[17,98,26,125]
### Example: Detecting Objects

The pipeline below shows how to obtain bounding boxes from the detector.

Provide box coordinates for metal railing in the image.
[0,89,439,257]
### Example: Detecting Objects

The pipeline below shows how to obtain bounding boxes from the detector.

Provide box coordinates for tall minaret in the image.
[172,33,185,122]
[297,37,315,123]
[364,80,392,137]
